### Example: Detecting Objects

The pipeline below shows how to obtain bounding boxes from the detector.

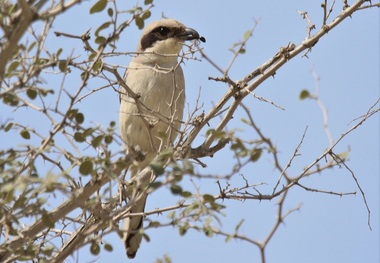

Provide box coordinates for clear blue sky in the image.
[2,1,379,262]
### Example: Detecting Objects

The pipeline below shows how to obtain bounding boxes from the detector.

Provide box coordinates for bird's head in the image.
[137,19,205,58]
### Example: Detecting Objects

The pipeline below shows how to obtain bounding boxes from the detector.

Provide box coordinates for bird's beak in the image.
[176,27,205,42]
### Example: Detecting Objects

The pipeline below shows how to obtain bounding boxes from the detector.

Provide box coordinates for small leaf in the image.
[39,89,54,97]
[95,22,111,36]
[74,132,85,142]
[203,227,214,238]
[148,221,161,228]
[81,71,89,80]
[92,60,103,74]
[203,194,215,204]
[79,160,93,175]
[83,128,95,137]
[58,60,68,72]
[4,122,13,132]
[135,16,144,30]
[75,113,84,124]
[150,161,164,176]
[104,135,113,144]
[7,61,19,73]
[142,10,151,20]
[4,189,14,204]
[91,135,104,148]
[90,242,100,255]
[67,109,78,120]
[170,184,182,195]
[42,213,55,228]
[107,8,113,17]
[95,36,106,44]
[239,48,246,54]
[28,42,37,52]
[27,88,37,100]
[250,148,262,162]
[90,0,107,14]
[20,129,30,140]
[88,53,97,61]
[144,0,153,4]
[225,234,233,242]
[243,30,252,41]
[235,219,245,232]
[56,48,63,58]
[180,191,192,198]
[149,181,163,190]
[179,225,188,236]
[299,89,310,100]
[104,243,113,252]
[3,93,19,106]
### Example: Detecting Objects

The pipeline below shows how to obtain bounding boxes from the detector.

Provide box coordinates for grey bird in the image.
[119,19,204,258]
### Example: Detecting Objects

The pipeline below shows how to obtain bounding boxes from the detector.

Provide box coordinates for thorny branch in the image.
[0,1,378,262]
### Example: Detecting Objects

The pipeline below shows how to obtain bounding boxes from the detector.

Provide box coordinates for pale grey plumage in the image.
[119,19,203,258]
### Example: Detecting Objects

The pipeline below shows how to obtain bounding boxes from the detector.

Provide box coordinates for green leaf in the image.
[148,221,161,227]
[20,129,30,140]
[73,132,85,142]
[180,191,192,198]
[88,53,97,61]
[104,135,113,144]
[95,36,106,44]
[235,219,245,232]
[28,42,37,52]
[3,93,19,106]
[79,160,93,175]
[58,60,68,72]
[26,88,37,100]
[92,60,103,74]
[4,189,14,204]
[39,88,54,97]
[90,0,107,14]
[7,61,19,73]
[75,113,84,124]
[243,30,252,41]
[225,234,233,242]
[90,242,100,255]
[144,0,153,4]
[203,194,215,204]
[107,8,114,17]
[148,181,163,190]
[135,16,145,30]
[250,148,262,162]
[67,109,78,120]
[56,48,63,58]
[150,161,164,175]
[42,213,55,228]
[142,10,151,20]
[91,135,103,148]
[42,246,54,256]
[203,227,214,238]
[299,89,310,100]
[170,184,182,195]
[95,22,111,36]
[4,122,13,132]
[104,243,113,252]
[179,225,188,236]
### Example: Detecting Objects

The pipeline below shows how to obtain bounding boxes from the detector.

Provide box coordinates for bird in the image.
[119,19,205,258]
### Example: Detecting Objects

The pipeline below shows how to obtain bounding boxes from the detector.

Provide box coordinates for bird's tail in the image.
[123,191,147,259]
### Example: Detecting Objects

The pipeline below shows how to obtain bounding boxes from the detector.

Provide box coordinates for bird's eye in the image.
[156,27,169,37]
